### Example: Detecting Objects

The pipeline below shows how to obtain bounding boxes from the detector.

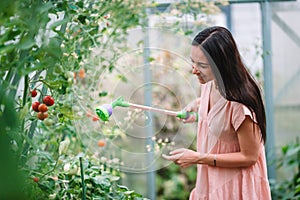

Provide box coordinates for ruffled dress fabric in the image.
[189,81,271,200]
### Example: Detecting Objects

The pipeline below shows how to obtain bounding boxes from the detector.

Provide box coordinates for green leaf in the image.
[0,0,16,17]
[124,190,134,195]
[0,29,21,44]
[184,30,193,35]
[18,36,36,50]
[47,38,62,58]
[147,57,155,62]
[0,44,15,54]
[282,145,289,154]
[98,91,108,97]
[36,151,53,161]
[38,2,53,13]
[19,102,30,120]
[49,17,70,30]
[68,4,78,10]
[295,185,300,193]
[286,146,300,157]
[108,175,120,182]
[116,74,127,82]
[75,2,83,8]
[46,79,65,89]
[78,15,87,24]
[117,185,129,191]
[93,176,111,191]
[65,188,76,194]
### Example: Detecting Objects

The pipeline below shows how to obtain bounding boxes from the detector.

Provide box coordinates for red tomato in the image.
[92,115,99,121]
[33,177,39,183]
[86,112,93,117]
[43,96,55,106]
[31,90,37,97]
[32,102,40,112]
[78,68,85,78]
[37,112,48,120]
[38,104,48,112]
[97,139,106,147]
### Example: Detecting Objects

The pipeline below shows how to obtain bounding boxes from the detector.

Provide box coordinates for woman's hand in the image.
[162,148,202,168]
[178,98,200,123]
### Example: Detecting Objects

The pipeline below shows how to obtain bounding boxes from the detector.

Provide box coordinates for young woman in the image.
[163,26,272,199]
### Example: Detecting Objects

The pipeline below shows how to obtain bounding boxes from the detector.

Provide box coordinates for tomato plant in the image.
[0,0,229,199]
[0,0,148,198]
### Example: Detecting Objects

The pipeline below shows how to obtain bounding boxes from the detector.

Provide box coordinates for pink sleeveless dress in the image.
[189,81,271,200]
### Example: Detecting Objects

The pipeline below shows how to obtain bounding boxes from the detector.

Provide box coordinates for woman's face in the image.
[190,45,215,84]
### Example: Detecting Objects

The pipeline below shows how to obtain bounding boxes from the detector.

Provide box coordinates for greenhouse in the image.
[0,0,299,199]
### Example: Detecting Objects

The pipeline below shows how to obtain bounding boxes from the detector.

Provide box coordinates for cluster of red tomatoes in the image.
[30,90,55,121]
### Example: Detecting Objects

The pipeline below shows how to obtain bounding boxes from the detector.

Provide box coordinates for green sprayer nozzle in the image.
[95,97,130,121]
[176,111,198,121]
[95,104,113,121]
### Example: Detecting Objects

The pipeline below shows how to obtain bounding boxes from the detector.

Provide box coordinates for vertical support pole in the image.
[143,9,156,200]
[223,4,232,31]
[260,0,276,180]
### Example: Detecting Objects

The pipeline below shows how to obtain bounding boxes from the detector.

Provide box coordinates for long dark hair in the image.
[192,26,266,143]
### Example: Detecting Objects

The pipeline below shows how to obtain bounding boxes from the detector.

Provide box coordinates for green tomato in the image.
[44,118,54,126]
[68,165,78,175]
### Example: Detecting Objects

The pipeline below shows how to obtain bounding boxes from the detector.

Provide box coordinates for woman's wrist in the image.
[213,154,217,167]
[197,153,217,166]
[196,153,208,165]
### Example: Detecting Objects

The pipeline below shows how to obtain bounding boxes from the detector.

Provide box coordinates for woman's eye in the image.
[198,63,208,68]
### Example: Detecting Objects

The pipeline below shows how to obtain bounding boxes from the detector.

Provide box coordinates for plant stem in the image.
[297,137,300,180]
[40,155,60,179]
[20,74,29,134]
[79,157,86,200]
[30,79,54,90]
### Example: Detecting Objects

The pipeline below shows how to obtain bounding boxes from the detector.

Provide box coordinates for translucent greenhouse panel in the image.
[231,3,263,75]
[272,1,300,148]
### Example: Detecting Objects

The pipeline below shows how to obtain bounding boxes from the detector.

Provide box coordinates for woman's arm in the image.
[163,116,261,168]
[206,116,261,167]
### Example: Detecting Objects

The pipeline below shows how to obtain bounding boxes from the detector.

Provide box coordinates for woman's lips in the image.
[197,74,205,82]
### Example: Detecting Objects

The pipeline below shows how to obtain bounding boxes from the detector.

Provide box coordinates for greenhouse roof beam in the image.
[228,0,295,3]
[152,0,296,13]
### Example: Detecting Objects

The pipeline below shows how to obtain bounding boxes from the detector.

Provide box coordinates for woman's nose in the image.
[192,64,199,74]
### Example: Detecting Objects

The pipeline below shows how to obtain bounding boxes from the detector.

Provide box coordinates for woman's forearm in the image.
[198,152,258,168]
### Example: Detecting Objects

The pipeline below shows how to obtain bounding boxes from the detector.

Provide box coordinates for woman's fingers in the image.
[170,148,187,155]
[177,112,197,123]
[162,148,186,162]
[162,153,182,161]
[162,148,198,169]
